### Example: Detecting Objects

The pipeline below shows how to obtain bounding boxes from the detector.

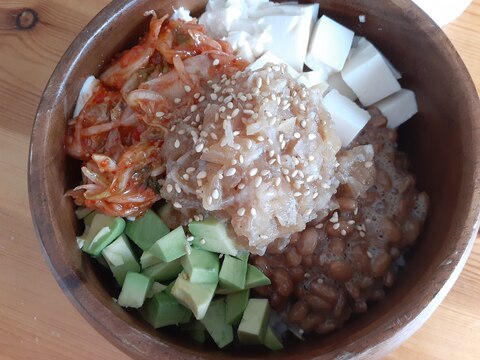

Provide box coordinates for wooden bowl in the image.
[29,0,480,359]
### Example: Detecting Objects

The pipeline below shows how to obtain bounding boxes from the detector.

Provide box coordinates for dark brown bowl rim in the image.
[28,0,480,359]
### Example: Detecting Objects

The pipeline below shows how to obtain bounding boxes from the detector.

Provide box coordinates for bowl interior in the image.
[29,0,480,359]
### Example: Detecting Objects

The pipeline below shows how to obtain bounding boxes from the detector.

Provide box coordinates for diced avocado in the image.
[148,226,187,262]
[146,282,167,298]
[125,210,170,251]
[200,299,234,349]
[237,298,270,345]
[102,234,140,285]
[215,286,241,295]
[264,327,284,351]
[79,213,126,256]
[245,264,271,289]
[141,258,183,282]
[218,255,248,291]
[226,289,250,325]
[140,250,162,269]
[171,271,217,320]
[117,272,153,308]
[235,251,249,262]
[181,248,220,284]
[75,207,94,220]
[189,218,241,256]
[140,291,191,328]
[181,321,208,343]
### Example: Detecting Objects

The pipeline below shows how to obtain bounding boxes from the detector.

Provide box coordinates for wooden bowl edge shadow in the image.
[28,0,480,359]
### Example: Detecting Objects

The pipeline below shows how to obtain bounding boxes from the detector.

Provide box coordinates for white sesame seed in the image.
[173,202,182,209]
[315,223,324,229]
[197,179,203,187]
[365,161,373,168]
[294,132,301,139]
[340,229,347,236]
[246,139,253,149]
[238,155,244,164]
[243,109,254,115]
[237,208,246,216]
[313,192,319,199]
[182,174,190,181]
[210,93,218,101]
[211,133,218,140]
[260,235,268,240]
[200,238,206,245]
[333,222,340,230]
[261,169,270,176]
[274,177,281,187]
[348,220,356,225]
[225,168,236,177]
[212,58,220,66]
[195,143,204,153]
[155,111,165,117]
[212,189,220,200]
[197,171,207,179]
[278,133,284,143]
[233,130,240,136]
[306,175,314,182]
[300,120,307,128]
[293,157,300,166]
[282,168,289,175]
[268,158,277,165]
[233,143,241,150]
[170,125,176,132]
[174,139,180,148]
[308,133,316,140]
[193,92,200,99]
[190,104,198,112]
[268,149,275,158]
[250,208,257,216]
[308,155,315,161]
[175,183,181,193]
[231,159,237,166]
[360,231,366,238]
[227,102,234,109]
[199,96,205,102]
[291,169,299,177]
[294,192,302,197]
[299,103,306,111]
[231,109,240,117]
[166,184,173,193]
[285,175,291,183]
[219,106,226,113]
[257,135,264,142]
[282,103,291,110]
[254,176,263,188]
[238,183,245,190]
[267,137,274,145]
[184,85,191,93]
[256,77,262,88]
[174,98,181,104]
[249,168,258,176]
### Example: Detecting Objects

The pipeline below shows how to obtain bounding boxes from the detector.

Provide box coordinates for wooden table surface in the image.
[0,1,479,359]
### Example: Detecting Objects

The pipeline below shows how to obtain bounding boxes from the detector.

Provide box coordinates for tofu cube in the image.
[323,89,371,147]
[327,72,357,101]
[297,69,329,88]
[341,40,401,106]
[375,89,418,128]
[246,51,300,79]
[305,16,355,72]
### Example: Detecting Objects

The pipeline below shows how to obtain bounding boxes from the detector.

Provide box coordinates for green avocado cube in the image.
[102,234,140,285]
[219,255,248,291]
[140,250,162,269]
[244,264,271,289]
[141,258,183,282]
[148,226,187,262]
[189,218,241,256]
[117,272,153,309]
[181,248,220,284]
[140,291,191,328]
[181,321,208,343]
[75,207,94,220]
[264,326,283,351]
[200,299,234,349]
[171,272,217,320]
[225,289,249,325]
[237,298,270,345]
[235,251,249,262]
[125,210,170,251]
[146,282,167,298]
[79,213,126,256]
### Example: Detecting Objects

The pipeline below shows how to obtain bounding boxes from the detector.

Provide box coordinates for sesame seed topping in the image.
[239,155,244,164]
[333,222,340,230]
[233,143,241,150]
[294,192,302,197]
[207,196,213,205]
[268,158,277,165]
[175,183,181,193]
[294,132,301,139]
[246,139,253,149]
[365,161,373,168]
[195,143,204,153]
[155,111,165,117]
[308,155,315,161]
[257,135,264,142]
[199,96,205,102]
[300,120,307,128]
[197,170,207,179]
[308,133,316,140]
[274,177,281,187]
[212,189,220,199]
[238,183,245,190]
[210,93,218,101]
[225,168,236,177]
[190,104,198,112]
[260,169,270,176]
[360,231,366,238]
[254,176,263,188]
[315,223,324,229]
[200,238,206,245]
[174,139,180,148]
[260,235,268,240]
[193,92,200,99]
[184,85,191,93]
[249,168,258,176]
[268,149,275,158]
[313,192,319,199]
[211,133,218,140]
[182,174,189,180]
[212,58,220,66]
[291,169,299,177]
[231,109,240,117]
[267,137,274,145]
[227,102,234,109]
[306,175,314,182]
[166,184,173,193]
[278,133,284,143]
[299,103,306,111]
[174,98,181,104]
[340,229,347,236]
[231,159,237,166]
[293,157,300,166]
[237,208,246,216]
[250,208,257,216]
[173,202,182,209]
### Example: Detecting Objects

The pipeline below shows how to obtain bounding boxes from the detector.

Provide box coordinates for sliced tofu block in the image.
[250,3,319,32]
[73,76,99,117]
[305,16,355,72]
[297,69,329,88]
[327,72,357,101]
[342,40,401,106]
[375,89,418,128]
[246,51,300,79]
[323,90,371,147]
[258,14,311,72]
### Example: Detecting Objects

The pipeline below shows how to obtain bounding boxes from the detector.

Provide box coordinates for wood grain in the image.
[0,1,479,359]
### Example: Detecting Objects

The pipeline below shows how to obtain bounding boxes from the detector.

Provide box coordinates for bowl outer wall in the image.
[28,0,480,359]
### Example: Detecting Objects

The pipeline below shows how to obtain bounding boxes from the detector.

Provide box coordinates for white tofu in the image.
[322,89,371,147]
[258,14,312,72]
[250,2,319,32]
[341,40,401,106]
[375,89,418,128]
[327,72,357,101]
[305,16,355,72]
[297,69,329,88]
[171,7,193,22]
[246,51,300,79]
[73,76,100,117]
